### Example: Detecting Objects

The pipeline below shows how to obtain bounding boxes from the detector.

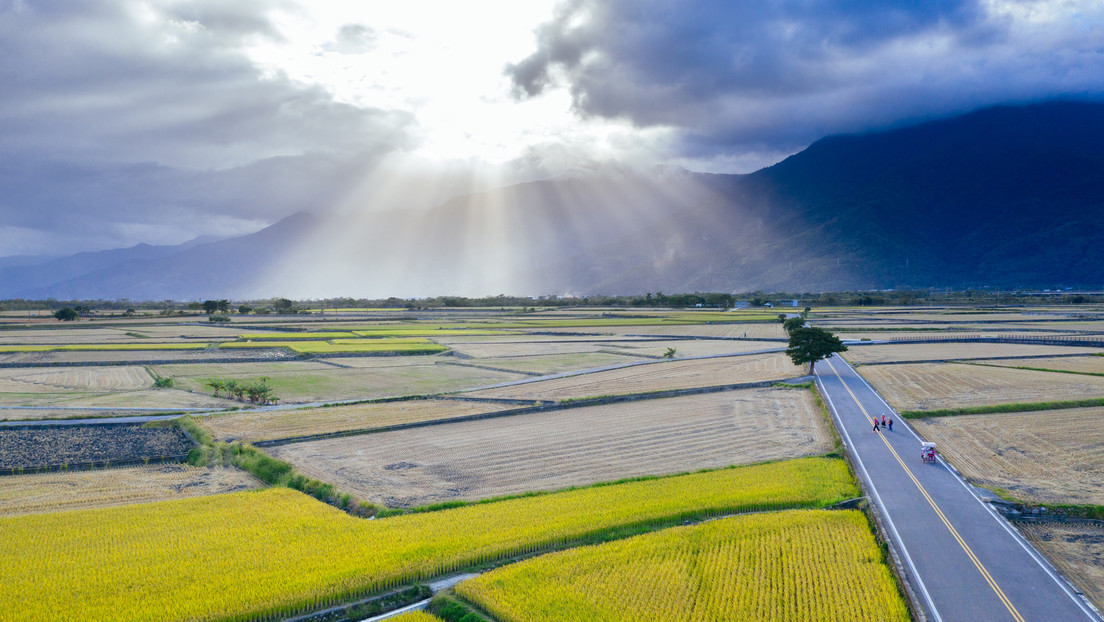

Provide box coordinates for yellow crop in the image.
[388,612,442,622]
[0,457,854,622]
[457,509,909,622]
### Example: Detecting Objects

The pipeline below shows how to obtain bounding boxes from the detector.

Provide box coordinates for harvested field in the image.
[0,366,152,393]
[1017,521,1104,612]
[437,339,612,358]
[204,399,517,442]
[857,363,1104,412]
[0,424,194,471]
[910,407,1104,505]
[981,356,1104,375]
[0,349,293,365]
[843,343,1102,364]
[606,322,785,339]
[0,387,231,412]
[0,464,260,516]
[600,338,783,358]
[0,408,195,422]
[459,352,645,375]
[269,387,831,507]
[163,360,525,403]
[466,353,804,401]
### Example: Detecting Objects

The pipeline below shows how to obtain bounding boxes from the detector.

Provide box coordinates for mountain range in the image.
[3,100,1102,300]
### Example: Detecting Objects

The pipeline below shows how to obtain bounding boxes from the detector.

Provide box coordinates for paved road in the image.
[815,354,1100,622]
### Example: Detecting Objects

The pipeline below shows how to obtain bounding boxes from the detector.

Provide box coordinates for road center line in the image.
[826,359,1026,622]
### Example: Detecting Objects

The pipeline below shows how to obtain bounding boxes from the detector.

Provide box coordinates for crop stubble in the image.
[856,362,1104,412]
[911,407,1104,505]
[1017,521,1104,612]
[0,464,261,516]
[268,387,831,507]
[466,353,803,401]
[204,399,517,442]
[843,343,1102,364]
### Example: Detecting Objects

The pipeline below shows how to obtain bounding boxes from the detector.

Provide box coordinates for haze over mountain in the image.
[2,101,1101,300]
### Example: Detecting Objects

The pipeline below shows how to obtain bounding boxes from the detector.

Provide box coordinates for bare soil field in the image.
[269,387,831,507]
[204,399,517,442]
[465,353,804,402]
[844,343,1102,364]
[858,363,1104,412]
[0,464,260,516]
[163,360,525,403]
[910,407,1104,505]
[834,331,1085,341]
[981,356,1104,375]
[1018,521,1104,612]
[0,424,194,470]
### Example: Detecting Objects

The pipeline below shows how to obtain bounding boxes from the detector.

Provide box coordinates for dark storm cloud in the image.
[508,0,1104,164]
[0,0,414,254]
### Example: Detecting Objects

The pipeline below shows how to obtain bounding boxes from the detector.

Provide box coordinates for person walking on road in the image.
[888,417,893,431]
[873,417,880,432]
[881,414,887,428]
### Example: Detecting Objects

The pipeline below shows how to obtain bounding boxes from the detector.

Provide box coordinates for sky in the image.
[1,0,1103,259]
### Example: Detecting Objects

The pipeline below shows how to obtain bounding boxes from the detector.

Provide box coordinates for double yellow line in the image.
[826,360,1025,622]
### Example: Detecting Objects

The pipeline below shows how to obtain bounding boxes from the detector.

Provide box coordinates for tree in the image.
[273,298,296,315]
[782,316,806,334]
[785,326,847,374]
[238,305,254,315]
[202,300,220,314]
[53,307,78,321]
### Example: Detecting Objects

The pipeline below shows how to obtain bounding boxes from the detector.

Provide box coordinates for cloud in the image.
[507,0,1104,169]
[0,0,415,254]
[326,24,378,54]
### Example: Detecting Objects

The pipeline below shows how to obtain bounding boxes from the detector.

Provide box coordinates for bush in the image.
[208,314,231,323]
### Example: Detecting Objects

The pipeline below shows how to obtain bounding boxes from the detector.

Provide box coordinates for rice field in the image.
[267,388,831,507]
[0,366,153,393]
[856,362,1104,412]
[979,355,1104,375]
[0,458,856,622]
[910,407,1104,505]
[456,509,908,622]
[0,464,261,516]
[452,352,646,375]
[203,399,517,442]
[466,353,804,402]
[842,342,1102,364]
[164,361,525,404]
[598,338,783,358]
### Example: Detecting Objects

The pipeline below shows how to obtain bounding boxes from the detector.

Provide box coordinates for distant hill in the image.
[2,100,1101,299]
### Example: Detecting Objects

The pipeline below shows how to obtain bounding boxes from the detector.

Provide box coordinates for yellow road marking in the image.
[826,359,1026,622]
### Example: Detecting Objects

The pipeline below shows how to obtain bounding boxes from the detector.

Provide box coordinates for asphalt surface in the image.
[815,354,1100,622]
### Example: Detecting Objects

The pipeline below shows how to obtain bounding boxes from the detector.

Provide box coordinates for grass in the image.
[900,396,1104,418]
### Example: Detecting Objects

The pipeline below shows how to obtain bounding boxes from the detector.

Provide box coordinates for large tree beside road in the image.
[786,326,847,373]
